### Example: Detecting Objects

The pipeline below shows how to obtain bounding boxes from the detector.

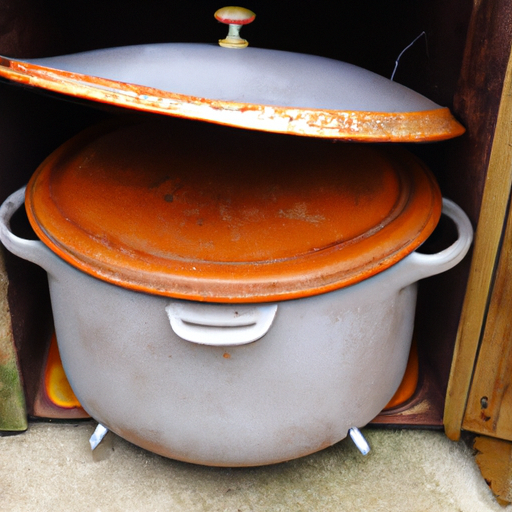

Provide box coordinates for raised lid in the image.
[26,117,442,302]
[0,43,464,141]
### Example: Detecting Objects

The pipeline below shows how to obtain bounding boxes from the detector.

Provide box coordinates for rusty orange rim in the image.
[0,57,465,142]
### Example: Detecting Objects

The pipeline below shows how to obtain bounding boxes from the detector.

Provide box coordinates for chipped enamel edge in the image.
[0,57,465,142]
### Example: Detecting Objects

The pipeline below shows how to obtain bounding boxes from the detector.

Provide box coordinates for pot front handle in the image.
[0,187,60,274]
[396,198,473,286]
[165,301,278,346]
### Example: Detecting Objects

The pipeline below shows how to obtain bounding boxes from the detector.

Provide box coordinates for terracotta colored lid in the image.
[26,117,442,302]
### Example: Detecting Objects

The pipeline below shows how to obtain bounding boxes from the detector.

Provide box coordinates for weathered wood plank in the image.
[463,201,512,439]
[444,1,512,440]
[474,436,512,505]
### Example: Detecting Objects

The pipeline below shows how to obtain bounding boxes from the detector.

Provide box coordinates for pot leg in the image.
[89,423,109,450]
[349,427,371,455]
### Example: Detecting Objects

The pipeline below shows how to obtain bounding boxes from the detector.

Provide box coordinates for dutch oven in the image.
[0,7,471,466]
[0,116,472,466]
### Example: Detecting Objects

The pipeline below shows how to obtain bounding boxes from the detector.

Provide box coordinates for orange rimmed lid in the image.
[26,117,442,303]
[0,43,465,142]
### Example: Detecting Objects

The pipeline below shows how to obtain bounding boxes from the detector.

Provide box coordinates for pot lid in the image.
[0,8,464,142]
[26,117,442,302]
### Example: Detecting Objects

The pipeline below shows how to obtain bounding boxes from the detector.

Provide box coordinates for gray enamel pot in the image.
[0,189,472,466]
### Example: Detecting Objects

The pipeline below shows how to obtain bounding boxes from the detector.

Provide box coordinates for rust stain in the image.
[223,352,231,359]
[480,411,492,422]
[0,57,466,142]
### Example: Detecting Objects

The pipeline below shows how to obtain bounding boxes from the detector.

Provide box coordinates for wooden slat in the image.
[474,436,512,505]
[444,41,512,441]
[462,200,512,439]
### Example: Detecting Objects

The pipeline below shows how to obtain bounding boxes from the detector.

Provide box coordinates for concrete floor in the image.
[0,421,508,512]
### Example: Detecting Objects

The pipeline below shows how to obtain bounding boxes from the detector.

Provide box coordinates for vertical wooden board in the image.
[444,1,512,440]
[462,202,512,440]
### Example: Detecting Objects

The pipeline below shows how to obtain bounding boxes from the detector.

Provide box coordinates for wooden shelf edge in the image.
[371,360,444,428]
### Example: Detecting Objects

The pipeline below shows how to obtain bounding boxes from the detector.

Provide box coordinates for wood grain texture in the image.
[474,436,512,505]
[463,201,512,439]
[444,0,512,440]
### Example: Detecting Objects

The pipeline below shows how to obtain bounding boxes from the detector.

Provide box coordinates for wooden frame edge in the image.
[444,42,512,440]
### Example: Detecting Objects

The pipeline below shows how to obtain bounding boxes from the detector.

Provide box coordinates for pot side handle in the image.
[0,187,60,274]
[395,198,473,287]
[165,301,278,346]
